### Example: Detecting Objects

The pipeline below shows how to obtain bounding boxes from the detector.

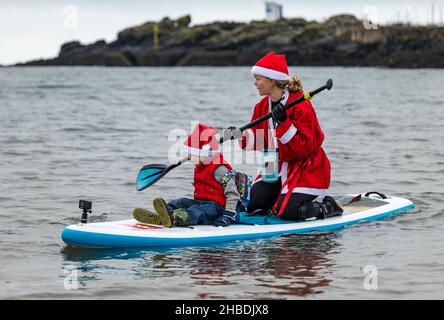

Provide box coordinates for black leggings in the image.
[247,179,318,221]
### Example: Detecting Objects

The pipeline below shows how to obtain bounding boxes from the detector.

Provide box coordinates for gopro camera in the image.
[79,200,92,224]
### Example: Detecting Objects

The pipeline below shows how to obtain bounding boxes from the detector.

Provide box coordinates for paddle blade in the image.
[136,164,168,191]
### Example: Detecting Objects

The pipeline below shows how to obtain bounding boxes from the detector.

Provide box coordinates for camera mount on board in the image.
[79,200,92,224]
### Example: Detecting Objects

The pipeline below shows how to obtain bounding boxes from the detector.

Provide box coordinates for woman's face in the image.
[254,75,274,96]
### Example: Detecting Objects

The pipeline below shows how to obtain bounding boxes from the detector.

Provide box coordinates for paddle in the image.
[136,79,333,191]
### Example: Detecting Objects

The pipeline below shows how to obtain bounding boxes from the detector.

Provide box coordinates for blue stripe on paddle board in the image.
[61,204,414,248]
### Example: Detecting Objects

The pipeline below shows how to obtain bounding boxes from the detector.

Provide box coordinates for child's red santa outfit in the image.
[151,123,248,227]
[181,123,232,208]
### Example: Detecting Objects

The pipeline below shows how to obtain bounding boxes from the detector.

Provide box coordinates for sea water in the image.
[0,66,443,299]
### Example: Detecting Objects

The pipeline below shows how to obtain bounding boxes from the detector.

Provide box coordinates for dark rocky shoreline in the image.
[17,14,444,68]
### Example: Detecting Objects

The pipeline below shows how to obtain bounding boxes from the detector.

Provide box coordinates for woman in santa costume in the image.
[224,51,343,220]
[133,123,252,227]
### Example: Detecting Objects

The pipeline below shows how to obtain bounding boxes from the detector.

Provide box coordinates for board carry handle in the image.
[364,191,387,199]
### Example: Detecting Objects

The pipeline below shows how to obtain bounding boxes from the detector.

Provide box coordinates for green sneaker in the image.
[133,208,161,225]
[171,209,189,227]
[153,198,173,228]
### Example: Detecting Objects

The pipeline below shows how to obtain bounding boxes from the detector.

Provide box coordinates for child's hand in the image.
[223,126,243,141]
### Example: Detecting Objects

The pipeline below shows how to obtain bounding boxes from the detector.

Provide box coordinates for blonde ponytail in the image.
[274,75,304,93]
[288,75,303,93]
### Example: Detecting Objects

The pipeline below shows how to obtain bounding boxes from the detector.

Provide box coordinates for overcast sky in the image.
[1,0,443,65]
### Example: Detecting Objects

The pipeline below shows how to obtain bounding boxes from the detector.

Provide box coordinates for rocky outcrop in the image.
[19,14,444,68]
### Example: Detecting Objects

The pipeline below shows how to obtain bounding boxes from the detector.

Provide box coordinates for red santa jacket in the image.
[241,90,331,213]
[193,154,233,208]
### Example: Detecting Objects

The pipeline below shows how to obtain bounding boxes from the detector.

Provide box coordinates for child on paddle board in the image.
[133,123,252,228]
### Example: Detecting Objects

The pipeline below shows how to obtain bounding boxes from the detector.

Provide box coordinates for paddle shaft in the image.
[236,81,331,135]
[139,79,333,189]
[182,79,333,162]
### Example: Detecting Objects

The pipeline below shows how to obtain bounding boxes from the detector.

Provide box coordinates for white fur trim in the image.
[279,161,328,196]
[181,144,219,157]
[288,187,330,196]
[268,117,277,149]
[244,129,255,151]
[252,66,289,81]
[280,161,288,180]
[279,125,297,144]
[268,88,289,148]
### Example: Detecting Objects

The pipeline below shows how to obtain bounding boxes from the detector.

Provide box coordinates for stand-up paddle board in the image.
[61,193,414,248]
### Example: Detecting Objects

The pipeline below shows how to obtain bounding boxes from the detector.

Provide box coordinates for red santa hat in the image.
[182,123,220,158]
[251,51,289,81]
